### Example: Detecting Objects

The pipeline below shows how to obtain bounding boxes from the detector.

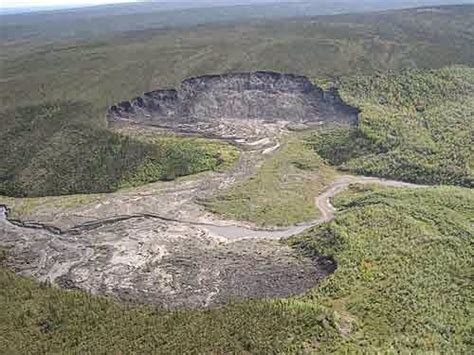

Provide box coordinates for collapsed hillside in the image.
[107,71,359,139]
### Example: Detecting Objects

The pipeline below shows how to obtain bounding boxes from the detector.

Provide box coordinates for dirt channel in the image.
[0,153,425,309]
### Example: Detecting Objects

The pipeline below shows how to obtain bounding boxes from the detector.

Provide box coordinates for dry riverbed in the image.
[0,127,427,308]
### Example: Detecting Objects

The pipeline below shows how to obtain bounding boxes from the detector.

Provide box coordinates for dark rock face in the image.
[109,89,178,121]
[107,71,358,128]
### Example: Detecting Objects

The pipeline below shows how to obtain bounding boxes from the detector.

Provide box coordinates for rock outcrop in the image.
[107,71,358,137]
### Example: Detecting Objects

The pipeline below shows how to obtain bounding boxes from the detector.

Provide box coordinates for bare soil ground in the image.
[0,148,424,309]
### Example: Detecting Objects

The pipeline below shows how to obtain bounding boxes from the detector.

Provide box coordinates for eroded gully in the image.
[0,138,430,308]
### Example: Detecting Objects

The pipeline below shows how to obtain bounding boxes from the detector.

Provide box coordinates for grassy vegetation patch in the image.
[310,66,474,186]
[1,185,472,352]
[204,134,336,227]
[0,194,103,221]
[117,127,240,176]
[0,102,238,197]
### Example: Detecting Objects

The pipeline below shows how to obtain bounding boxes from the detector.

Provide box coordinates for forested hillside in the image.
[312,66,473,186]
[0,102,237,197]
[2,1,470,41]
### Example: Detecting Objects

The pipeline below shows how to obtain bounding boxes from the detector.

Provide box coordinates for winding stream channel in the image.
[0,171,428,308]
[1,175,426,240]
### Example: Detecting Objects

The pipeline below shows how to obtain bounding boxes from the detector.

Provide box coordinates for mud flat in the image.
[0,214,335,308]
[0,174,425,308]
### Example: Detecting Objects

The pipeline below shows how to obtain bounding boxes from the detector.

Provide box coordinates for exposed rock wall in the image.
[108,71,358,127]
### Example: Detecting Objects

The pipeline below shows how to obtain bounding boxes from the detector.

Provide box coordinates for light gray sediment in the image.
[0,176,427,308]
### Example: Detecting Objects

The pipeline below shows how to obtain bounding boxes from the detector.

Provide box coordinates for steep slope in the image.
[107,71,358,136]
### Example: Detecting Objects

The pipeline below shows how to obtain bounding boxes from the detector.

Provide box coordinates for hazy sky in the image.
[0,0,137,8]
[0,0,301,8]
[3,0,473,10]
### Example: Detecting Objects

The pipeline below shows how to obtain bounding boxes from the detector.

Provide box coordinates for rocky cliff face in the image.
[108,71,358,138]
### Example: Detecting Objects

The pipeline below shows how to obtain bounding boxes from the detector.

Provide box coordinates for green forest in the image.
[312,66,473,187]
[0,102,237,197]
